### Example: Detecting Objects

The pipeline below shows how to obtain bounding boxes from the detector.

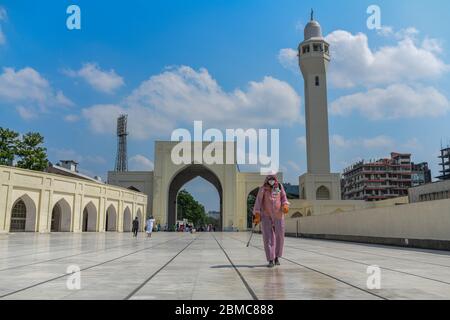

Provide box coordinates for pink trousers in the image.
[261,215,285,262]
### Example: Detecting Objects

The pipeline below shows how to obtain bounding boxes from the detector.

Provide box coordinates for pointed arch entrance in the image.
[51,199,72,232]
[10,195,37,232]
[123,207,132,232]
[167,164,223,230]
[82,202,97,232]
[105,205,117,231]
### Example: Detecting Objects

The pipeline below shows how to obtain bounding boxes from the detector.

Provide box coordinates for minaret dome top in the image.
[304,10,323,40]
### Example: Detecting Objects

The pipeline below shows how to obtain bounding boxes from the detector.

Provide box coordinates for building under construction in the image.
[411,162,432,187]
[437,146,450,181]
[342,153,412,201]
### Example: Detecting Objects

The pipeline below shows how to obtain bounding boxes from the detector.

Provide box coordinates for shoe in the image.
[267,261,275,268]
[275,258,280,266]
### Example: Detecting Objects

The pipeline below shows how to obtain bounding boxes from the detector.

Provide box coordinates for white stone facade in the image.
[0,165,147,233]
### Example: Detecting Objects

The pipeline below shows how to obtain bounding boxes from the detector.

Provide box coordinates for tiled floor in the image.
[0,232,450,300]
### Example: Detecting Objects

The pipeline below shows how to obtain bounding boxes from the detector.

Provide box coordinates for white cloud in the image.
[402,138,423,152]
[330,84,450,120]
[64,63,124,94]
[0,67,73,118]
[422,37,444,54]
[82,66,302,140]
[16,106,37,121]
[324,29,449,89]
[378,27,420,41]
[330,134,351,149]
[376,26,394,37]
[64,114,80,122]
[279,27,450,121]
[126,66,301,127]
[82,104,173,140]
[330,134,394,150]
[331,134,430,157]
[279,28,449,89]
[278,48,298,71]
[361,136,395,149]
[129,154,154,171]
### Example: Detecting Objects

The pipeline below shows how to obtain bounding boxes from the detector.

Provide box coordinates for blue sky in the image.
[1,0,450,212]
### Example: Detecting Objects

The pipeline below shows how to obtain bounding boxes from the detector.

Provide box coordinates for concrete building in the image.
[342,153,412,201]
[411,162,432,187]
[437,146,450,181]
[297,14,341,201]
[0,165,147,233]
[409,179,450,203]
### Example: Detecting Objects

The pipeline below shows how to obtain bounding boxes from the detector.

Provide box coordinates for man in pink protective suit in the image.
[252,175,290,268]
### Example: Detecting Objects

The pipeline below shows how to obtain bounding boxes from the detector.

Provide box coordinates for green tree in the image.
[16,132,49,171]
[176,189,208,227]
[0,127,20,166]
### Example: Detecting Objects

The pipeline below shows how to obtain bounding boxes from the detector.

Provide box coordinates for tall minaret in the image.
[298,11,341,201]
[299,11,331,174]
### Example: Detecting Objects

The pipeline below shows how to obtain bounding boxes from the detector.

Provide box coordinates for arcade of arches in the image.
[0,165,147,233]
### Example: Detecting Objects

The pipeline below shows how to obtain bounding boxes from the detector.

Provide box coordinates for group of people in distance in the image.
[131,216,157,238]
[130,217,217,237]
[174,223,216,233]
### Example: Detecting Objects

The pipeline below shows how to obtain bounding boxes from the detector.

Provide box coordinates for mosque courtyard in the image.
[0,232,450,300]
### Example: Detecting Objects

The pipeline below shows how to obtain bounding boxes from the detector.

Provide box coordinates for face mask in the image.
[268,179,275,186]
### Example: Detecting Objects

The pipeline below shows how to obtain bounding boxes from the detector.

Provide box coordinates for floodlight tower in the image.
[115,114,128,172]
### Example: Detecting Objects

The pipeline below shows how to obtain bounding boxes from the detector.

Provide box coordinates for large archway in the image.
[105,205,117,232]
[51,199,72,232]
[82,202,97,232]
[10,195,37,232]
[123,207,132,232]
[167,164,223,230]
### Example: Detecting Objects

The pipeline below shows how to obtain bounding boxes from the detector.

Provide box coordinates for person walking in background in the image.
[253,174,290,268]
[132,217,139,237]
[145,216,156,238]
